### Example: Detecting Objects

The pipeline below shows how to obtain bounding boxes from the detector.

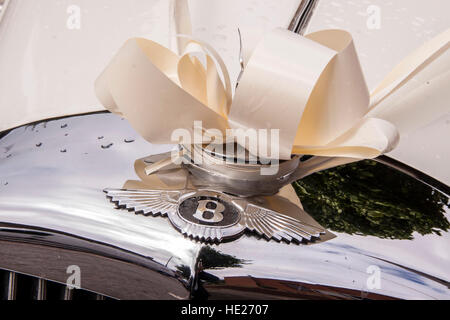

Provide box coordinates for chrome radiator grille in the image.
[0,269,110,300]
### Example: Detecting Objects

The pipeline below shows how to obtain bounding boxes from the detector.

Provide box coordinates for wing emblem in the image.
[104,188,326,243]
[242,204,325,242]
[104,188,180,217]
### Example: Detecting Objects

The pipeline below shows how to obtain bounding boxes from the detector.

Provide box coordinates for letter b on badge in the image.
[194,200,225,223]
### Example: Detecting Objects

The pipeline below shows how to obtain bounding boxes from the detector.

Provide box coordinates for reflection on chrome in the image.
[0,113,449,299]
[294,160,450,240]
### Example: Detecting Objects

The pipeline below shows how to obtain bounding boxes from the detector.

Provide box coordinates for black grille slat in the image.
[0,271,17,300]
[0,268,109,300]
[8,272,17,300]
[0,270,6,299]
[16,273,34,300]
[63,286,74,301]
[32,278,47,300]
[46,280,68,300]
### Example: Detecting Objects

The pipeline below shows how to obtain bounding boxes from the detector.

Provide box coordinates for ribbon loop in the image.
[228,28,337,159]
[95,24,449,161]
[95,37,228,145]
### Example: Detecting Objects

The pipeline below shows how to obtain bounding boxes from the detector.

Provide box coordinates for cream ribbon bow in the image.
[95,24,449,160]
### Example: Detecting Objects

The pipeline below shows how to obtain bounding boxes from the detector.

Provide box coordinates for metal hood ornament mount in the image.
[105,187,326,243]
[101,0,448,244]
[104,146,329,244]
[103,1,330,244]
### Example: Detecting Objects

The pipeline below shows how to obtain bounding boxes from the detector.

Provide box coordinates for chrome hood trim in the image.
[0,113,449,300]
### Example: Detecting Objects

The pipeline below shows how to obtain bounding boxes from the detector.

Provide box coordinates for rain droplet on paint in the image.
[36,143,43,147]
[124,138,135,144]
[3,145,13,153]
[61,124,68,129]
[60,149,67,153]
[101,143,114,149]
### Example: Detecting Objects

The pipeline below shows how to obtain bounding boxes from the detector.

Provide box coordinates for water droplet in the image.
[6,154,12,158]
[61,124,68,129]
[213,33,227,41]
[4,145,13,153]
[60,149,67,153]
[98,136,104,140]
[36,143,43,147]
[4,182,8,186]
[124,138,135,144]
[65,134,69,137]
[101,143,114,149]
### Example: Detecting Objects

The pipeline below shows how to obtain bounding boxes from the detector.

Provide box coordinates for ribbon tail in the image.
[292,156,361,181]
[367,28,450,135]
[370,28,450,110]
[368,69,450,135]
[292,118,399,159]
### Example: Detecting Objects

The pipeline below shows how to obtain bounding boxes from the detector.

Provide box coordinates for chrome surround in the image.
[0,0,9,24]
[105,188,326,243]
[0,224,191,300]
[171,190,246,242]
[288,0,320,34]
[1,113,449,300]
[181,143,303,197]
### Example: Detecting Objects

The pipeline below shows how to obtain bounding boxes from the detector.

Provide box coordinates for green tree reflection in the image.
[198,246,249,270]
[293,160,450,240]
[175,246,249,280]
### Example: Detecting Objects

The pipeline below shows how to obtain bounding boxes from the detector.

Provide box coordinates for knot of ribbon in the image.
[95,16,449,161]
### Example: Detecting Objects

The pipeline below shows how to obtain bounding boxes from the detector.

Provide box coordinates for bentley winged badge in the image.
[104,188,326,243]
